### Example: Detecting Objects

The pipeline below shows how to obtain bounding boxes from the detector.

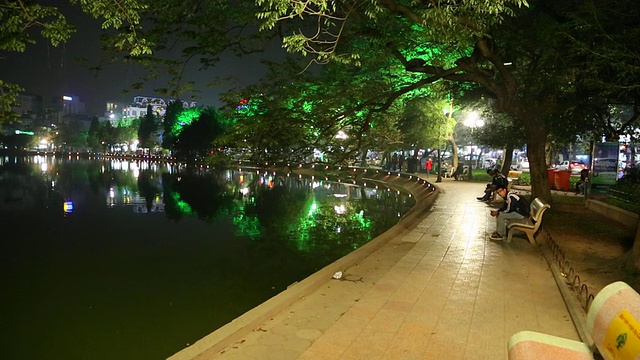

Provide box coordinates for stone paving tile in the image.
[179,177,580,359]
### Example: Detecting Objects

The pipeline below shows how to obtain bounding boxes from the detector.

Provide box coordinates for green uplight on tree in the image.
[171,108,202,136]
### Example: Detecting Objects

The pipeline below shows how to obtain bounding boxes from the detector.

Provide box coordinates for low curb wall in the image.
[586,199,639,230]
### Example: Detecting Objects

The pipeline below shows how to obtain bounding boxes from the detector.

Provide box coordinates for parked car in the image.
[557,160,587,174]
[518,158,530,172]
[481,158,498,169]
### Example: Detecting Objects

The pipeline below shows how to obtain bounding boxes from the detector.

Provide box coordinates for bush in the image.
[607,182,640,214]
[471,169,492,182]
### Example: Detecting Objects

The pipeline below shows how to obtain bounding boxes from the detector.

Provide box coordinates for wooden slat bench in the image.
[508,281,640,360]
[506,197,550,245]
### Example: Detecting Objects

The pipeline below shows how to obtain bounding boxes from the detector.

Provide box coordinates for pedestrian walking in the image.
[425,158,433,178]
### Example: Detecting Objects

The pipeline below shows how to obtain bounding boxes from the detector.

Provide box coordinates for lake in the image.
[0,154,415,359]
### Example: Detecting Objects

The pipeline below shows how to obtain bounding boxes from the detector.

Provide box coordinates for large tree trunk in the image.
[625,219,640,272]
[449,136,459,170]
[501,144,515,175]
[523,119,552,202]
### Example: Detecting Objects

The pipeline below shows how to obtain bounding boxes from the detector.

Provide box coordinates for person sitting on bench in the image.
[489,186,530,241]
[477,167,508,201]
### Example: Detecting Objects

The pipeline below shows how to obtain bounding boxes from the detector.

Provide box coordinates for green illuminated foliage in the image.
[0,1,74,52]
[172,107,233,161]
[0,0,156,124]
[172,107,202,137]
[232,207,262,240]
[0,80,22,124]
[252,0,600,201]
[170,192,193,215]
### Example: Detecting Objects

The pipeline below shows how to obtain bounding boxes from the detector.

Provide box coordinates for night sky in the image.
[0,3,282,116]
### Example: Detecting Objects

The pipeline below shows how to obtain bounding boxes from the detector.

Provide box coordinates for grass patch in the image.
[546,202,633,243]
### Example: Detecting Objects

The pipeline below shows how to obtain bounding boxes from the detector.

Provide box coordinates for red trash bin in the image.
[547,169,557,188]
[555,170,571,191]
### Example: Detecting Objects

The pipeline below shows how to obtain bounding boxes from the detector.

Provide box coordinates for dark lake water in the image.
[0,154,415,360]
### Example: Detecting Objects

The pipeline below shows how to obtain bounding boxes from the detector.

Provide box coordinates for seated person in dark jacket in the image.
[489,186,530,241]
[575,169,589,194]
[477,167,508,201]
[453,163,465,180]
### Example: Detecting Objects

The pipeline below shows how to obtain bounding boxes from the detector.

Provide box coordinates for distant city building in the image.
[48,95,86,125]
[11,93,44,118]
[103,101,128,125]
[60,95,86,116]
[101,96,198,124]
[9,93,44,130]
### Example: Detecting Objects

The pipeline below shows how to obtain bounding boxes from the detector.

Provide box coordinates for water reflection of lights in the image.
[109,188,115,198]
[131,163,140,178]
[63,201,74,213]
[240,187,249,196]
[308,203,318,216]
[40,163,48,172]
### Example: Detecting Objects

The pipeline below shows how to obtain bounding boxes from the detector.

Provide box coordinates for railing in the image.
[539,230,595,312]
[607,188,640,214]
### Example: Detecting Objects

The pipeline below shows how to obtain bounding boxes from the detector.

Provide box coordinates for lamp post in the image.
[463,112,484,180]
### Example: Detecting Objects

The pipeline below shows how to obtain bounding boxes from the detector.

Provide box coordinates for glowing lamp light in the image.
[62,95,73,101]
[334,205,346,214]
[63,201,74,213]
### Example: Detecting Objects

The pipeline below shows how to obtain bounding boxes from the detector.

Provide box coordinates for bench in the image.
[508,281,640,360]
[506,197,550,245]
[455,167,469,181]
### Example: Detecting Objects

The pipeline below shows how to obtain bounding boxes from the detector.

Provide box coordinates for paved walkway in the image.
[172,176,580,359]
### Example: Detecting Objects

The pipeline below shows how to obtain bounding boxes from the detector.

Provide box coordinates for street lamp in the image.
[463,112,484,180]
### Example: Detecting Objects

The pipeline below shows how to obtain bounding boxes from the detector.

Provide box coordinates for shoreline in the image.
[169,170,439,359]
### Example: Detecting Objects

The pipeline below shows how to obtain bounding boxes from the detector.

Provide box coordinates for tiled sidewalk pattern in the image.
[181,177,580,359]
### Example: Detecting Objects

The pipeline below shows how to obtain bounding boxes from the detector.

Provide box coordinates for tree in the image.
[400,96,457,163]
[559,0,640,144]
[161,100,184,150]
[87,117,102,151]
[173,107,230,162]
[255,0,600,202]
[138,104,158,150]
[0,0,155,124]
[558,0,640,271]
[58,120,88,151]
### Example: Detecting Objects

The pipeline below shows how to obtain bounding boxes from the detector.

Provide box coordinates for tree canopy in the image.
[247,0,640,201]
[3,0,640,202]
